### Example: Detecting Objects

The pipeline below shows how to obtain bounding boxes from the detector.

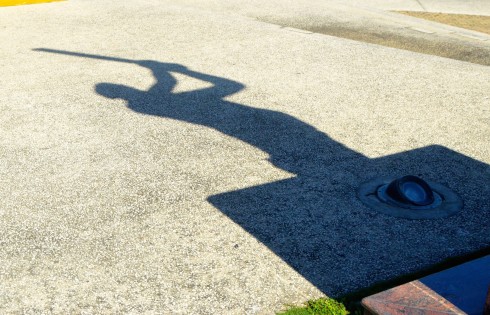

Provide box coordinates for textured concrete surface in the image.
[183,0,490,66]
[0,0,489,314]
[343,0,490,16]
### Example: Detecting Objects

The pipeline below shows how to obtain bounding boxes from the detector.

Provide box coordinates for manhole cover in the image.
[358,176,463,219]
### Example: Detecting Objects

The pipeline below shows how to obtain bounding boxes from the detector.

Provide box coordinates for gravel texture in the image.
[0,0,489,314]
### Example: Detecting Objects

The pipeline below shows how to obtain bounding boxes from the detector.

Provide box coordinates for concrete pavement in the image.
[0,0,489,314]
[343,0,490,15]
[176,0,490,65]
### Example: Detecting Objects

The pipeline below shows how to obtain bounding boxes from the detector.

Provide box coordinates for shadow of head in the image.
[95,83,133,100]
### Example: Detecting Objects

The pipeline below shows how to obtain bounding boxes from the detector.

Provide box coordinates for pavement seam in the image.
[414,0,428,12]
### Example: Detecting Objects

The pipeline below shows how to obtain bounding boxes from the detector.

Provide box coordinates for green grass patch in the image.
[278,297,349,315]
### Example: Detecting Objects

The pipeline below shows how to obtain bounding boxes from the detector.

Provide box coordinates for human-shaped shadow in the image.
[34,48,490,297]
[95,60,364,177]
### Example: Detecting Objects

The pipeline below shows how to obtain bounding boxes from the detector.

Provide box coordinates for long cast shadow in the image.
[35,48,490,296]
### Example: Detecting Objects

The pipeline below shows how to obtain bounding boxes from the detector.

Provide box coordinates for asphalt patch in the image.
[257,18,490,66]
[396,12,490,35]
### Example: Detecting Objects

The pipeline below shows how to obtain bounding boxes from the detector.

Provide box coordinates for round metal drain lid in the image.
[358,176,463,219]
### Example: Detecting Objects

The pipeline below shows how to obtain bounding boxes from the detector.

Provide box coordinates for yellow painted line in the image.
[0,0,65,7]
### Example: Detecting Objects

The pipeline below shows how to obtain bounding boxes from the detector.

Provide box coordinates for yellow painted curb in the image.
[0,0,65,7]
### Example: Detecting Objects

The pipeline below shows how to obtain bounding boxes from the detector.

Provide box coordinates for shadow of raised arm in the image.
[136,60,245,98]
